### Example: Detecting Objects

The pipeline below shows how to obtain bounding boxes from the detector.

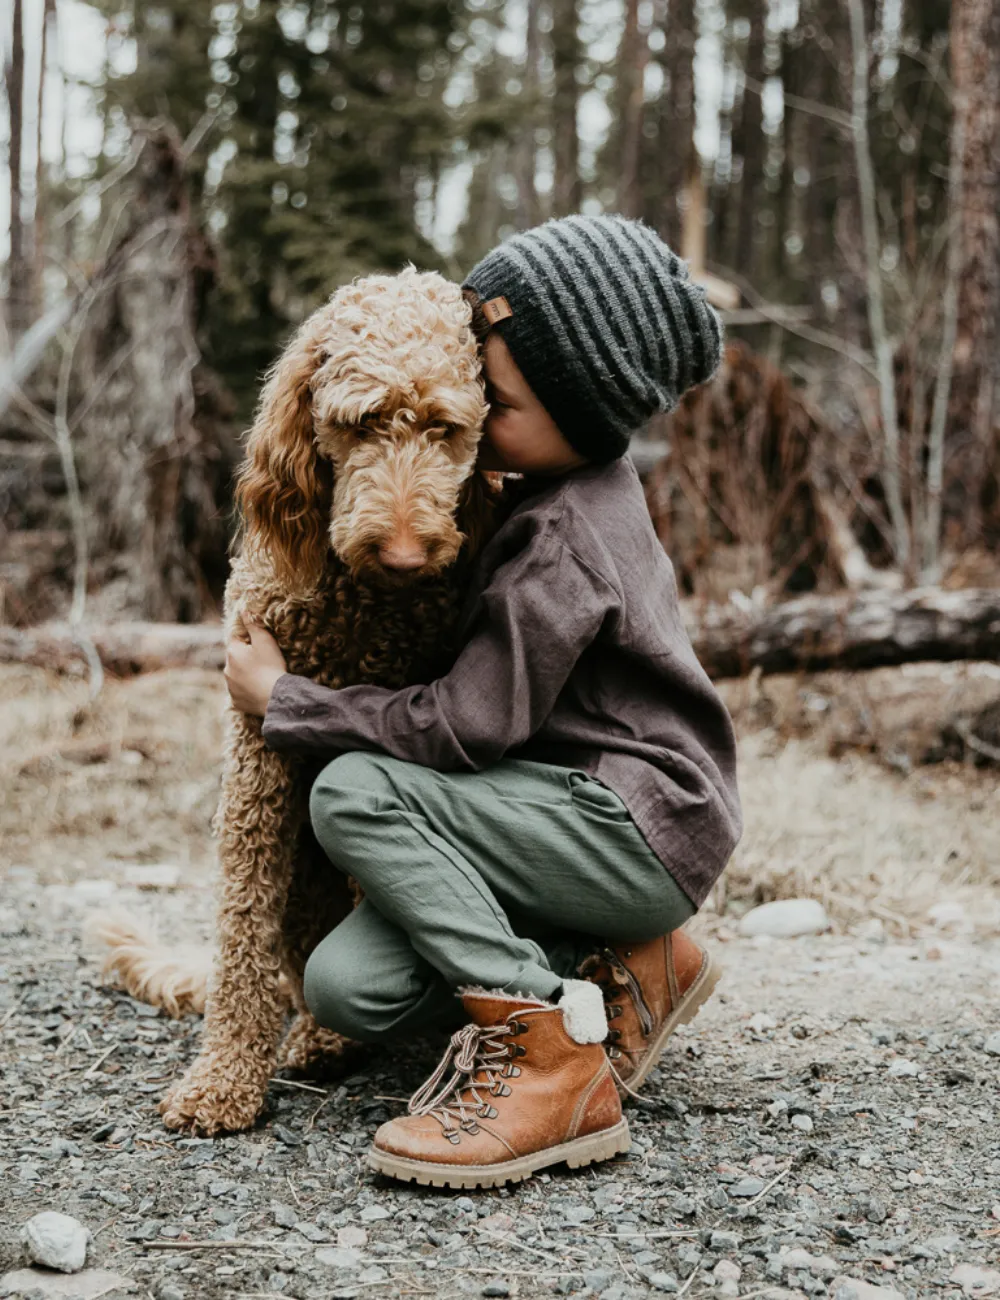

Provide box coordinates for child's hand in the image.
[224,616,288,716]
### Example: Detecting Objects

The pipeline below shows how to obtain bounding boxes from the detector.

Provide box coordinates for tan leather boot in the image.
[578,929,721,1094]
[368,981,630,1189]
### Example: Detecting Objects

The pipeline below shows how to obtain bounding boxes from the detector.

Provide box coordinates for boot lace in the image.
[406,1017,526,1143]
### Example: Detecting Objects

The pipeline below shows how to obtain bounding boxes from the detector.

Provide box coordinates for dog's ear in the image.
[234,315,334,592]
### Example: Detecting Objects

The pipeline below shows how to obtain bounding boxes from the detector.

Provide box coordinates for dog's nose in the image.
[378,539,428,571]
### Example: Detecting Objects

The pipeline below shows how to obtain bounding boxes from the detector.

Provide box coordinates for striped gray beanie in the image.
[462,213,723,463]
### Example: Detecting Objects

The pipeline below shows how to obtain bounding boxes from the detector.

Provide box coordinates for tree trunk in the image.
[659,0,695,247]
[550,0,582,215]
[950,0,1000,512]
[71,124,234,623]
[6,0,30,341]
[616,0,648,218]
[8,587,999,680]
[733,3,765,279]
[513,0,543,228]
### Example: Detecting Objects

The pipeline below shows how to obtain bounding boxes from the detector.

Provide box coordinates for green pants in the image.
[303,752,695,1043]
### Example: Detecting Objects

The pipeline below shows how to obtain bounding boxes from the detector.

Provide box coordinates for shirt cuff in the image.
[261,671,339,753]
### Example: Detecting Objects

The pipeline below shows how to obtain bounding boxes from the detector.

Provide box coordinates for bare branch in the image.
[922,105,964,580]
[846,0,910,571]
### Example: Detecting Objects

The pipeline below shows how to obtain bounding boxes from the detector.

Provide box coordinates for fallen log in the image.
[2,586,999,681]
[687,585,1000,678]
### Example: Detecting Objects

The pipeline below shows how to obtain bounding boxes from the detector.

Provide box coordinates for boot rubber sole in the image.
[624,951,723,1094]
[367,1117,631,1189]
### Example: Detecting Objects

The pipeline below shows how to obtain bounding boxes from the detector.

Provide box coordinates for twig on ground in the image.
[269,1077,327,1095]
[83,1044,118,1077]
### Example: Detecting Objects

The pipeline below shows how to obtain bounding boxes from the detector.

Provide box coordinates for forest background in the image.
[1,0,998,633]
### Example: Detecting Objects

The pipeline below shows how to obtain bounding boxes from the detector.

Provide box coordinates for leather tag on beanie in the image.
[482,296,513,325]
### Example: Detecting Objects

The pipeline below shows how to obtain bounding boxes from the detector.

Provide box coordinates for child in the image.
[224,214,742,1189]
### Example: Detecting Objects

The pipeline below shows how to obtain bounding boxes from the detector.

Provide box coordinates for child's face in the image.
[476,332,589,476]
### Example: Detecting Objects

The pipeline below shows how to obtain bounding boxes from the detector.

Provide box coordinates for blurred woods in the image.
[1,0,999,629]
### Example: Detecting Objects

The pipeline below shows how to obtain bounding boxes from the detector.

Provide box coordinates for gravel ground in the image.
[2,870,998,1300]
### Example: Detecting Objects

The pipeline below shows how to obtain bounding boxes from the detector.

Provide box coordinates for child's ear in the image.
[234,315,334,593]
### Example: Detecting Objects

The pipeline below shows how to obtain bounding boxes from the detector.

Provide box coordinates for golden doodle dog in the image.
[90,267,498,1135]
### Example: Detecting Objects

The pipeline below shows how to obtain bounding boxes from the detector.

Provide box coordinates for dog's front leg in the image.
[159,711,301,1135]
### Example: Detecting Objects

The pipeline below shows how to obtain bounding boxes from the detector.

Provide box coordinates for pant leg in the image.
[302,899,597,1043]
[308,751,695,1006]
[303,899,462,1042]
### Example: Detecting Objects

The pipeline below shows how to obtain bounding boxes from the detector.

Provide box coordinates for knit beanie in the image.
[462,213,724,463]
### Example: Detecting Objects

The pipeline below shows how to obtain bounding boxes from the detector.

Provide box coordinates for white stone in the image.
[791,1112,814,1133]
[315,1247,363,1270]
[738,899,830,938]
[983,1033,1000,1057]
[781,1248,837,1274]
[927,900,968,929]
[831,1277,906,1299]
[0,1268,129,1299]
[950,1263,1000,1296]
[20,1212,90,1273]
[747,1012,778,1033]
[887,1058,921,1077]
[336,1225,368,1249]
[714,1260,741,1282]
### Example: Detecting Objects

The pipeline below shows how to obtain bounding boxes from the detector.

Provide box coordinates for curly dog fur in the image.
[90,268,497,1135]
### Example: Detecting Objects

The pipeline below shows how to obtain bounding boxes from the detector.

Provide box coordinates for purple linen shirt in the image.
[262,457,742,907]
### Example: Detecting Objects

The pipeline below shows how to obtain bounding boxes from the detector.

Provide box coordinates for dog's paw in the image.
[159,1054,267,1135]
[278,1012,359,1076]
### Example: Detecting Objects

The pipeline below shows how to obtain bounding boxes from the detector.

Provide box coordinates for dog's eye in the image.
[429,424,458,441]
[355,415,377,438]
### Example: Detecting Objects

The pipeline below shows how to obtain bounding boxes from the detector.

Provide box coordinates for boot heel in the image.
[677,955,723,1026]
[564,1119,632,1169]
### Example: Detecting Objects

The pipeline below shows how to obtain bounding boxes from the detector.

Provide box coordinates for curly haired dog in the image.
[90,268,496,1136]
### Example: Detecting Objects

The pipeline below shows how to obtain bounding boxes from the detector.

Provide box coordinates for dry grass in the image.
[0,664,225,880]
[1,662,997,935]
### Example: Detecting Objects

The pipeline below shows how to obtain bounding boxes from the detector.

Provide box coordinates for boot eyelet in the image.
[609,1004,623,1018]
[608,1028,621,1042]
[609,1047,622,1060]
[445,1131,461,1145]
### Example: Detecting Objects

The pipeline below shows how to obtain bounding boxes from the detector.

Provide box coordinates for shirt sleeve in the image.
[260,535,620,769]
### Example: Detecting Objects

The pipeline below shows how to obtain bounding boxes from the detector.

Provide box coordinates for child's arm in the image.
[261,535,618,771]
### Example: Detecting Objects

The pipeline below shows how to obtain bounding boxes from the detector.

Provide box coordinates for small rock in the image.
[562,1204,596,1225]
[0,1268,130,1299]
[294,1221,328,1242]
[983,1033,1000,1057]
[730,1177,766,1198]
[648,1273,680,1293]
[710,1231,741,1251]
[583,1270,614,1291]
[927,900,967,929]
[738,899,830,938]
[271,1202,298,1228]
[337,1225,368,1249]
[747,1012,777,1033]
[21,1212,91,1273]
[767,1099,789,1118]
[831,1278,906,1300]
[886,1058,920,1077]
[791,1113,814,1133]
[273,1124,302,1146]
[359,1204,391,1223]
[714,1260,741,1281]
[315,1247,363,1271]
[672,1195,697,1215]
[950,1263,1000,1296]
[481,1282,510,1298]
[158,1286,187,1300]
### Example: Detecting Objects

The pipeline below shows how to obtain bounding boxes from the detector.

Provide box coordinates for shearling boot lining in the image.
[457,985,549,1006]
[558,978,609,1044]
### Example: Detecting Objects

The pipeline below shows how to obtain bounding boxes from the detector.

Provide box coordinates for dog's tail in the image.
[84,907,216,1018]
